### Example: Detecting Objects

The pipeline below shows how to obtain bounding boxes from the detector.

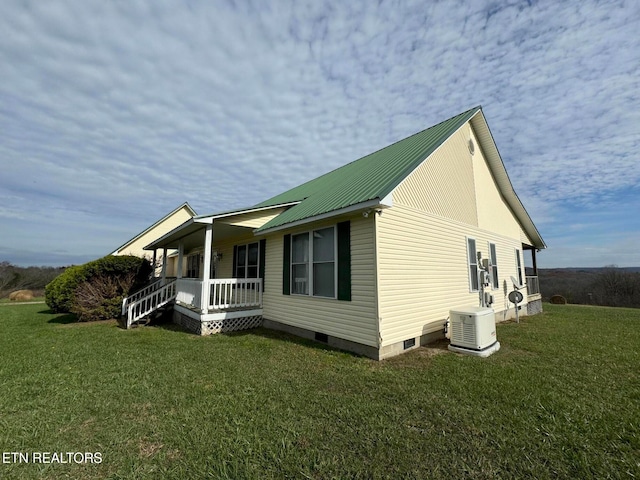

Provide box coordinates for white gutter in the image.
[255,197,392,236]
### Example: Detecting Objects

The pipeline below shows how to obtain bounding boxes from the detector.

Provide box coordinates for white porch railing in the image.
[126,279,177,328]
[176,278,203,309]
[121,277,164,317]
[526,275,540,296]
[125,278,263,322]
[208,278,263,310]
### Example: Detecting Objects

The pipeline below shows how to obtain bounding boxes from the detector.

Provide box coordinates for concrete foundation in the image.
[263,318,446,360]
[172,301,544,360]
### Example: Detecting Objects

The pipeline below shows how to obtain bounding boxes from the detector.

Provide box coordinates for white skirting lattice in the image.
[202,315,263,335]
[174,310,262,336]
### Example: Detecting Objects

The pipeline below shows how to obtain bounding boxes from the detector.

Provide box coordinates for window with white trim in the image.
[291,226,336,298]
[291,232,309,294]
[467,237,478,292]
[515,248,523,286]
[488,242,499,290]
[235,242,259,278]
[186,253,201,278]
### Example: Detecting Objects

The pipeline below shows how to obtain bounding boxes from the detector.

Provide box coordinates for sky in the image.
[1,0,639,268]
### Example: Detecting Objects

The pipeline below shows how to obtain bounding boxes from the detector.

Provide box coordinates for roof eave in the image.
[111,202,197,255]
[193,201,301,223]
[143,217,197,250]
[470,111,546,249]
[255,197,392,236]
[143,201,301,250]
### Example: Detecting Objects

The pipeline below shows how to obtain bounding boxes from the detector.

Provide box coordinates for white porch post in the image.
[201,223,213,313]
[177,242,184,279]
[152,249,157,278]
[161,247,168,283]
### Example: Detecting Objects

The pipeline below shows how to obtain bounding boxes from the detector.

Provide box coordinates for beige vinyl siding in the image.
[180,229,258,279]
[377,203,524,346]
[262,214,378,347]
[214,231,258,278]
[520,225,534,246]
[114,206,193,257]
[166,255,178,276]
[392,125,478,226]
[378,120,529,346]
[471,127,529,240]
[219,208,287,229]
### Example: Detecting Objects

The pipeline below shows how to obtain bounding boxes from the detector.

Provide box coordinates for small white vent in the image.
[468,139,475,155]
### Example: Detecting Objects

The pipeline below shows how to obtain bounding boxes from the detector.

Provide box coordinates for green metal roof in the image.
[254,106,481,232]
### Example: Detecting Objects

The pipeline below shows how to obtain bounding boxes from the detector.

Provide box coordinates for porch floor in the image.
[175,300,261,315]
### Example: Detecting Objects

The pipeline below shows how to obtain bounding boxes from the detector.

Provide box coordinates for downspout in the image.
[373,210,382,358]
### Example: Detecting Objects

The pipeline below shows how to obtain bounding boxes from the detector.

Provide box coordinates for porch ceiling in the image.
[144,220,254,251]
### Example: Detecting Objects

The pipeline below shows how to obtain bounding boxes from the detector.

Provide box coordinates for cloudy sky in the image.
[1,0,639,268]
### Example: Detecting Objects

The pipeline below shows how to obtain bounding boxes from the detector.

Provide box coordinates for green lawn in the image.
[0,304,638,479]
[0,297,45,304]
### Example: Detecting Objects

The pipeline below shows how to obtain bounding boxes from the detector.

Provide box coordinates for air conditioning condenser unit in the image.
[448,307,500,357]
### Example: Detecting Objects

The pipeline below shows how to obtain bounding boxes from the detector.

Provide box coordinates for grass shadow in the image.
[226,327,366,358]
[45,312,78,325]
[146,322,187,333]
[139,309,363,358]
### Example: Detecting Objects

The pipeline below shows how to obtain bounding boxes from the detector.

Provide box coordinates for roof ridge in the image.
[254,106,482,232]
[335,105,481,171]
[255,105,481,209]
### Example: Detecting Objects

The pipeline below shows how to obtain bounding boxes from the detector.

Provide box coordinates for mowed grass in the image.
[0,304,638,479]
[0,297,45,304]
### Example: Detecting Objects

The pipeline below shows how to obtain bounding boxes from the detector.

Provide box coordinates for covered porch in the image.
[125,206,280,333]
[523,244,542,315]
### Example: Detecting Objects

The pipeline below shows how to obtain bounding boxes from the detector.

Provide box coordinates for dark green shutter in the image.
[232,245,238,278]
[259,239,266,290]
[283,234,291,295]
[337,221,351,301]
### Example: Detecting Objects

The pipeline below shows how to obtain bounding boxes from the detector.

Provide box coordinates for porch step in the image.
[127,303,174,328]
[123,279,178,329]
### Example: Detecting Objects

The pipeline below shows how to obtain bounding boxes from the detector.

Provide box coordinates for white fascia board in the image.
[379,192,393,207]
[193,201,301,223]
[143,218,196,250]
[255,198,390,236]
[111,202,196,255]
[144,201,302,249]
[469,112,546,249]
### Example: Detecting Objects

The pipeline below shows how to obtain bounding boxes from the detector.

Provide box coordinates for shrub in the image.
[45,255,152,318]
[71,273,136,321]
[45,265,86,313]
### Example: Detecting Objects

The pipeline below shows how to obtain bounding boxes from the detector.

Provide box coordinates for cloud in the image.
[0,0,638,266]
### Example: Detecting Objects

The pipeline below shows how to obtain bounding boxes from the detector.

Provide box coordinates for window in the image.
[291,233,309,294]
[488,242,499,290]
[235,242,259,279]
[291,226,336,298]
[186,253,201,278]
[467,237,478,291]
[515,248,523,286]
[283,221,351,301]
[313,227,335,297]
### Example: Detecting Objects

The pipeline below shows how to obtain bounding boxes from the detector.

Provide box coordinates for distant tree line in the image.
[539,266,640,309]
[0,261,67,298]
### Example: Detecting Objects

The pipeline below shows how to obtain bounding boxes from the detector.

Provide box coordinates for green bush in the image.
[45,255,152,318]
[44,265,86,313]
